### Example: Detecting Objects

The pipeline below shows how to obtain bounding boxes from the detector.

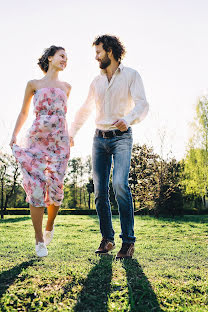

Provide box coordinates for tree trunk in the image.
[88,192,91,209]
[4,167,18,212]
[83,189,87,208]
[133,196,136,210]
[79,187,82,208]
[91,196,94,209]
[1,179,4,219]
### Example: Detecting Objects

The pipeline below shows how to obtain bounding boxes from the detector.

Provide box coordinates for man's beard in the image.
[99,53,111,69]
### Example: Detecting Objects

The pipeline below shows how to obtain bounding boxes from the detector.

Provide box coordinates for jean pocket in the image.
[121,131,132,139]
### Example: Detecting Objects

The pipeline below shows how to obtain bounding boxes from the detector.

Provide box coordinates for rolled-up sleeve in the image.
[68,81,95,138]
[123,71,149,126]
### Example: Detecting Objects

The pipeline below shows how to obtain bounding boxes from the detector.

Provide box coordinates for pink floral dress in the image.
[12,87,70,207]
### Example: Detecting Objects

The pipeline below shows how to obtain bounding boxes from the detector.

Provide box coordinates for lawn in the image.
[0,215,208,311]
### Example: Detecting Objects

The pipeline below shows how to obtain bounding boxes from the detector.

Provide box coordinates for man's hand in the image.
[112,119,128,131]
[70,137,74,147]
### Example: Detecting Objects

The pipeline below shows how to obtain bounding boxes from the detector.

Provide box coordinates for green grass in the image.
[0,215,208,311]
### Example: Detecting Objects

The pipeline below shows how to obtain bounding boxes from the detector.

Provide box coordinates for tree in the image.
[67,158,81,207]
[0,152,21,218]
[155,158,183,216]
[86,178,94,209]
[183,94,208,207]
[129,144,183,216]
[129,144,159,211]
[85,156,95,209]
[64,156,95,209]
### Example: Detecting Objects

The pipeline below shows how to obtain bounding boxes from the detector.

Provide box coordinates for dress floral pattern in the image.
[12,87,70,207]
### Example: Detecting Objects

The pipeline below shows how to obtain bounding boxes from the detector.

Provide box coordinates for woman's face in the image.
[49,49,68,71]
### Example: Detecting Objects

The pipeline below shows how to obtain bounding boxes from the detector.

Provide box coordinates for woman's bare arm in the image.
[65,82,72,98]
[9,81,35,147]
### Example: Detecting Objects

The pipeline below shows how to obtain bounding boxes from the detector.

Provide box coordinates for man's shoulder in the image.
[93,74,102,81]
[122,66,139,75]
[122,66,142,83]
[91,74,104,85]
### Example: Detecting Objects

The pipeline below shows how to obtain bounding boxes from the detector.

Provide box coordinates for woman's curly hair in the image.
[92,35,126,61]
[38,45,65,73]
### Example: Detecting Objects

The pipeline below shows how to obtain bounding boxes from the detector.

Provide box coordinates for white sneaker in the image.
[43,226,54,246]
[35,242,48,257]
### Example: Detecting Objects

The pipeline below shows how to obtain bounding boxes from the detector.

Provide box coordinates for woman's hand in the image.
[9,135,17,148]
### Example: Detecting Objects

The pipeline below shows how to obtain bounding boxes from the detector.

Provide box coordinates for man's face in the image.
[95,43,111,69]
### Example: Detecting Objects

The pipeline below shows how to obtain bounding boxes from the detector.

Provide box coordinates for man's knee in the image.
[112,179,126,195]
[94,189,109,200]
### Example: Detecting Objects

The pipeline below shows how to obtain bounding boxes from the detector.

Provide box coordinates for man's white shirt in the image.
[69,63,149,138]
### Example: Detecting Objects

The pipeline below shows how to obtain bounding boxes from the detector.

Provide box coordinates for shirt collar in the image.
[100,62,124,75]
[118,63,124,71]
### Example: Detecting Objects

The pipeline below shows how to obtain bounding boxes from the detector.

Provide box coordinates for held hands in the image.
[112,119,128,131]
[9,135,17,148]
[70,136,74,147]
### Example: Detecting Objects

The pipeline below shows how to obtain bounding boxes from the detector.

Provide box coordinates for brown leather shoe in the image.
[116,243,134,259]
[95,237,115,254]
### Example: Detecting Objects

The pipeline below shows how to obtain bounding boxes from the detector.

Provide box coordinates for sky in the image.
[1,0,208,160]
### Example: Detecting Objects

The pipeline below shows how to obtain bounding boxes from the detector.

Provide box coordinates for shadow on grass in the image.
[85,214,208,228]
[87,214,120,227]
[87,214,100,224]
[73,255,113,312]
[123,258,163,312]
[0,259,35,298]
[154,215,208,224]
[0,216,31,224]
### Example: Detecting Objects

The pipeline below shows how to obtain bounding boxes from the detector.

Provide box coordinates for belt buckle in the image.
[104,130,116,138]
[102,130,108,139]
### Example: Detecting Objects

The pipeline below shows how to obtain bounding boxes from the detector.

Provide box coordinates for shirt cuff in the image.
[121,117,130,129]
[68,127,76,138]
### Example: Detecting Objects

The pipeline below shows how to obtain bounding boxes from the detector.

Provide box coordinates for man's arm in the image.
[122,70,149,127]
[69,81,95,140]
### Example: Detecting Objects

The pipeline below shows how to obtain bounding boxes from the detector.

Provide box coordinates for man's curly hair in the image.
[92,35,126,61]
[38,45,65,73]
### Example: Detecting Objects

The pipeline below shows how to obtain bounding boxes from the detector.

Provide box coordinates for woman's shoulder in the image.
[26,79,41,92]
[64,81,72,90]
[24,79,40,94]
[63,82,72,97]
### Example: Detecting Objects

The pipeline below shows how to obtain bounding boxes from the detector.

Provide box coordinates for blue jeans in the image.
[92,127,136,244]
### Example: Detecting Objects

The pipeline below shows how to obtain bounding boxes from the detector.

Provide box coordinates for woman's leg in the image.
[46,204,59,231]
[30,205,45,244]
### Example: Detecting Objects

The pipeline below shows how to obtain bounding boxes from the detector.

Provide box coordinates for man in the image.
[69,35,149,259]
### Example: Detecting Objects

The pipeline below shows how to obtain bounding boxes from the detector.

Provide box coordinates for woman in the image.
[10,45,71,257]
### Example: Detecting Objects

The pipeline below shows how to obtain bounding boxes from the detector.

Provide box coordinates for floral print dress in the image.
[12,87,70,207]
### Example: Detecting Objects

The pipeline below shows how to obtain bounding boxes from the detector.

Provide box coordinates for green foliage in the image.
[183,147,208,198]
[0,151,21,218]
[129,144,158,210]
[155,159,184,216]
[129,144,183,216]
[64,156,96,210]
[182,95,208,204]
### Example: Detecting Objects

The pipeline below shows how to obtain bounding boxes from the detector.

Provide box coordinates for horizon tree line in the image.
[1,92,208,219]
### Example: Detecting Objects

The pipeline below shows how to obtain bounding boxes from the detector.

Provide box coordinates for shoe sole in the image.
[115,255,132,260]
[36,253,48,257]
[95,245,116,255]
